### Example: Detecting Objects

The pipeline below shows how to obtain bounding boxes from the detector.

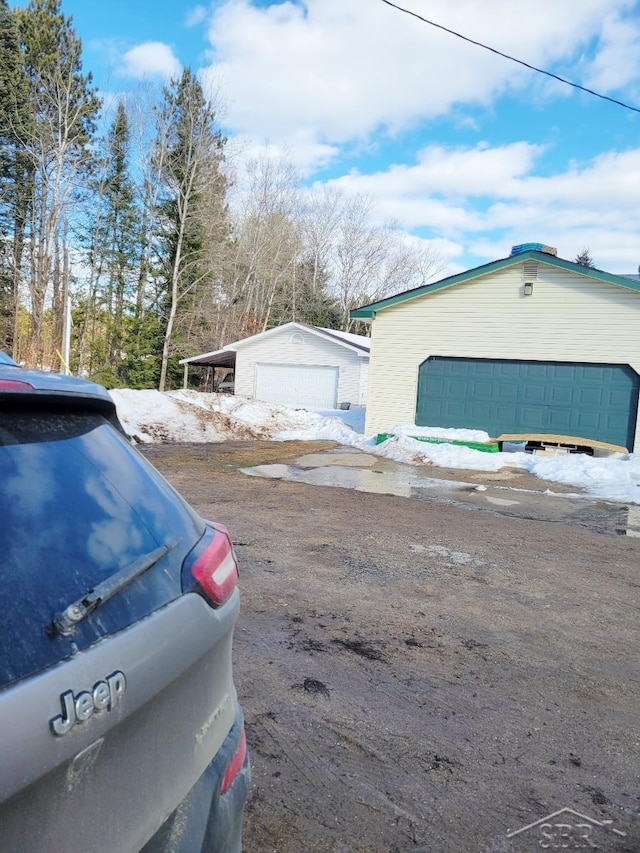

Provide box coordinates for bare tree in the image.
[306,190,445,330]
[224,151,302,335]
[15,0,99,367]
[330,193,390,329]
[298,184,342,306]
[153,68,228,391]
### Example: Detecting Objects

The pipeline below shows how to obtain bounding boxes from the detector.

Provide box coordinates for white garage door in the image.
[255,364,339,408]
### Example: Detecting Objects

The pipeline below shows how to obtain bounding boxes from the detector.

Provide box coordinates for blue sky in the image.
[12,0,640,276]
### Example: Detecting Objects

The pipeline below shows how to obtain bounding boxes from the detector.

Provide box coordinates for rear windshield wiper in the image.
[53,539,179,636]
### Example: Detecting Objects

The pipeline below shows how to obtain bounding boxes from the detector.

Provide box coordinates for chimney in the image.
[510,243,558,257]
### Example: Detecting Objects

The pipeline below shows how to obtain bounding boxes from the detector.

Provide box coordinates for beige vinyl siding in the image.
[234,328,367,406]
[358,360,369,407]
[365,262,640,449]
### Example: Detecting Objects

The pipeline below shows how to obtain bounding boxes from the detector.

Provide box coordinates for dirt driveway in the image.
[142,441,640,853]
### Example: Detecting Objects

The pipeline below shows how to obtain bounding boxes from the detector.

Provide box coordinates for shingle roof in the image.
[180,321,370,366]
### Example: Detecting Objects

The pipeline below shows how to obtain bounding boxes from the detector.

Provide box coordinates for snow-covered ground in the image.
[110,389,640,506]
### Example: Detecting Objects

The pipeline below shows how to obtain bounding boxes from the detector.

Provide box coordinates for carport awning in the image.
[179,349,236,368]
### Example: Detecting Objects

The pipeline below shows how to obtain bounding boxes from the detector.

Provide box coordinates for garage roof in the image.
[179,322,370,367]
[179,349,236,368]
[350,249,640,321]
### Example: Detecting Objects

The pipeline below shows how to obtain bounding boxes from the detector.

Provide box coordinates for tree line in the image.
[0,0,444,390]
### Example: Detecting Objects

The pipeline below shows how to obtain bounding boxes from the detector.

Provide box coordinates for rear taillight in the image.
[191,523,239,605]
[220,729,247,794]
[0,379,34,392]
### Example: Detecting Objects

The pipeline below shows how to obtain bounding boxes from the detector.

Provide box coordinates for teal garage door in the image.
[416,357,640,449]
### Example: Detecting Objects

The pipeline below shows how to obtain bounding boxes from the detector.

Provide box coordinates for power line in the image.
[379,0,640,115]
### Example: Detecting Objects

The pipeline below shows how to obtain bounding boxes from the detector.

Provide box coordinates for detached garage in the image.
[180,322,370,409]
[351,245,640,451]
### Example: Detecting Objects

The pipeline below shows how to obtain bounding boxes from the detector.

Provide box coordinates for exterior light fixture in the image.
[523,282,534,296]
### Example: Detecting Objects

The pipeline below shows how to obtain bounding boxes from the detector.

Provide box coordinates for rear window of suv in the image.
[0,405,205,688]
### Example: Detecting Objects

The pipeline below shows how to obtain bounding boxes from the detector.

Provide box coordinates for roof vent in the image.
[510,243,557,257]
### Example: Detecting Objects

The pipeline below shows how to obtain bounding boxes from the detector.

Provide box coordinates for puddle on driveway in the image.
[242,447,640,537]
[242,462,472,499]
[295,452,380,468]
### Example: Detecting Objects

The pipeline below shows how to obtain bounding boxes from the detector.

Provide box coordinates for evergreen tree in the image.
[153,68,228,390]
[93,100,141,384]
[575,247,595,268]
[268,256,341,329]
[0,0,32,354]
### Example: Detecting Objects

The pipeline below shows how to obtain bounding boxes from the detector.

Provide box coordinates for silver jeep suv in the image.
[0,355,249,852]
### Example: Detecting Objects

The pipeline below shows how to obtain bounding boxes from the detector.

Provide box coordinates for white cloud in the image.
[323,142,543,233]
[190,1,640,275]
[333,142,543,202]
[199,0,639,169]
[186,5,208,28]
[227,133,340,180]
[583,11,640,92]
[121,42,182,79]
[321,141,640,273]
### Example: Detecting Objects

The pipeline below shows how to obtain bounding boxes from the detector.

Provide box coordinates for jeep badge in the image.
[50,671,126,736]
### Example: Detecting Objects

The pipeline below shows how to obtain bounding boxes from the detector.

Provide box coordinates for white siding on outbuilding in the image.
[364,261,640,450]
[234,326,367,408]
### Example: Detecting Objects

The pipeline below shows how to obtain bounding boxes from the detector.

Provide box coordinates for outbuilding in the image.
[351,245,640,451]
[180,322,370,410]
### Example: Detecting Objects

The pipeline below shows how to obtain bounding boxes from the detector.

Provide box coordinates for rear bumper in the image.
[142,708,250,853]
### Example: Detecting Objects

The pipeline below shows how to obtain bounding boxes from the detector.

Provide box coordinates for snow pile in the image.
[110,389,359,445]
[364,434,640,504]
[109,389,640,505]
[391,424,492,442]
